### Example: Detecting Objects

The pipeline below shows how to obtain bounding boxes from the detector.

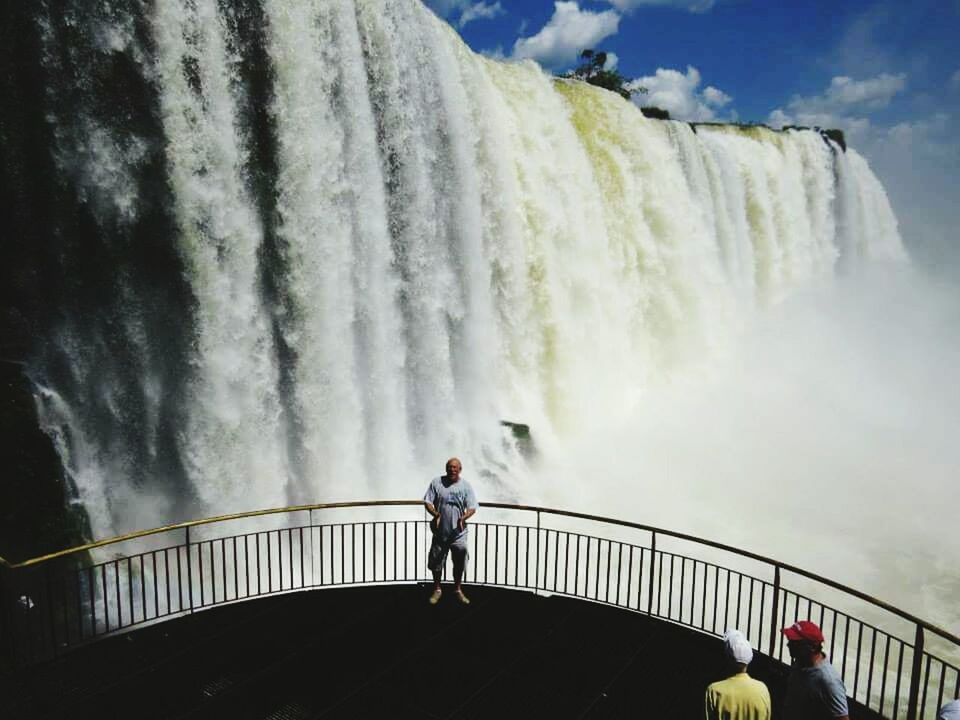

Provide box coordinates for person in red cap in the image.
[781,620,849,720]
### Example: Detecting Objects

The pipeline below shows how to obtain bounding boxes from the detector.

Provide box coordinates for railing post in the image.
[906,623,925,720]
[534,511,541,596]
[185,526,194,614]
[647,531,656,615]
[768,565,781,659]
[308,509,314,587]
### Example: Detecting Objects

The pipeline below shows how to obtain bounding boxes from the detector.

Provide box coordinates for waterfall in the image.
[11,0,904,539]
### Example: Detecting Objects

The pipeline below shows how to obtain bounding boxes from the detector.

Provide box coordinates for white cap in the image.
[723,629,753,665]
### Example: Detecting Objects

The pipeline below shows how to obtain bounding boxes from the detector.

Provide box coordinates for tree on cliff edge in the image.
[563,49,645,101]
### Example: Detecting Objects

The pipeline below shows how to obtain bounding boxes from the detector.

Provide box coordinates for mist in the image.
[538,261,960,634]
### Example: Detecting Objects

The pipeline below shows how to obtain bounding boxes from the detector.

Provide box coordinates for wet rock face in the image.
[0,363,87,563]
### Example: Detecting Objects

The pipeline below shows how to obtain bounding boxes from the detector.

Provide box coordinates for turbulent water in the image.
[13,0,907,543]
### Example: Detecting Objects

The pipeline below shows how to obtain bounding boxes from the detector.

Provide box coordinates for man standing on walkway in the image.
[782,621,850,720]
[705,629,772,719]
[424,457,477,605]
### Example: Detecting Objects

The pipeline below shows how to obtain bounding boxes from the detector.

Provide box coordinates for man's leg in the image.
[427,538,445,604]
[451,546,469,604]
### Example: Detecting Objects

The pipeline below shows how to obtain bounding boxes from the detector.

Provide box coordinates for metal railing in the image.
[0,500,956,719]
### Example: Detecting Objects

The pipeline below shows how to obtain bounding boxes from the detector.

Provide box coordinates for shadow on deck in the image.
[1,585,883,719]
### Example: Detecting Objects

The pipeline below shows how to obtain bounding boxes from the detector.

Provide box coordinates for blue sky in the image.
[424,0,960,271]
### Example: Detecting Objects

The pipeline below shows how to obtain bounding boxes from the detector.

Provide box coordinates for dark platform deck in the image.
[1,584,881,719]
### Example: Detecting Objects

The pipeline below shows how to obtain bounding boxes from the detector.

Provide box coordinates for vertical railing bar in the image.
[894,639,905,719]
[853,622,863,698]
[830,608,838,661]
[535,511,541,594]
[626,545,634,610]
[76,566,86,640]
[616,543,623,606]
[597,540,613,603]
[483,523,489,584]
[700,562,708,630]
[300,527,306,589]
[677,556,685,623]
[712,565,719,634]
[100,564,108,632]
[842,615,851,680]
[906,624,924,720]
[756,578,765,650]
[936,658,947,715]
[200,541,208,607]
[245,535,252,597]
[125,557,134,627]
[722,568,731,631]
[879,634,891,715]
[575,533,582,597]
[112,560,121,630]
[184,527,193,613]
[594,539,601,601]
[689,559,696,624]
[87,564,96,637]
[340,525,345,586]
[920,654,933,718]
[289,528,294,590]
[735,574,743,630]
[393,521,398,583]
[164,549,172,616]
[647,532,656,616]
[267,531,274,593]
[514,526,520,588]
[233,536,239,600]
[866,628,877,708]
[746,576,755,644]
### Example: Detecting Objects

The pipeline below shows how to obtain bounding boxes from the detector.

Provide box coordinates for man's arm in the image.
[458,507,476,531]
[424,501,440,519]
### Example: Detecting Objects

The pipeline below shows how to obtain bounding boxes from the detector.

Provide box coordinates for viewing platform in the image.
[0,501,956,718]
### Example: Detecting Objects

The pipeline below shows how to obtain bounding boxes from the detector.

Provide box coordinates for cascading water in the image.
[8,0,907,549]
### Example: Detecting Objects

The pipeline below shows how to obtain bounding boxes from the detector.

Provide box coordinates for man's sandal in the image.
[428,588,442,605]
[455,589,470,605]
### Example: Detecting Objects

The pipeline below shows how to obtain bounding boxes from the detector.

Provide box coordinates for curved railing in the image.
[1,500,957,719]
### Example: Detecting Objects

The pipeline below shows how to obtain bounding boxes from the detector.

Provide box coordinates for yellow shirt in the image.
[705,672,772,720]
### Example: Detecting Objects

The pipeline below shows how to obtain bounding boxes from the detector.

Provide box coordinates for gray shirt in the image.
[784,660,849,720]
[423,476,478,543]
[940,700,960,720]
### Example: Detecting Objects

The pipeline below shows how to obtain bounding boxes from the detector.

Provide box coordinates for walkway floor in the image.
[2,584,882,719]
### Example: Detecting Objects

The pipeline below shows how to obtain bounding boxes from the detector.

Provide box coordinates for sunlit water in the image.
[22,0,955,637]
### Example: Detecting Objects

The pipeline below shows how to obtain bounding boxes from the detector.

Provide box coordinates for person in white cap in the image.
[704,629,772,720]
[940,699,960,720]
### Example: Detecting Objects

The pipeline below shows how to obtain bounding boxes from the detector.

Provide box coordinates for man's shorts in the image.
[427,532,469,573]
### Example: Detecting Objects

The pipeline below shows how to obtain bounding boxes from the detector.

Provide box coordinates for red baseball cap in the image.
[781,621,824,644]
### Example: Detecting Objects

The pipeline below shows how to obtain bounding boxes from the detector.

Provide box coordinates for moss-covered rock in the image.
[640,106,670,120]
[500,420,537,461]
[0,363,88,564]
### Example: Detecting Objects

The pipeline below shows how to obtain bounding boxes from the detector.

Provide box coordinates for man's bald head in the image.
[445,457,462,480]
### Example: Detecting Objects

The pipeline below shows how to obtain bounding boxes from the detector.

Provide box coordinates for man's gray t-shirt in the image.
[784,660,849,719]
[423,476,478,543]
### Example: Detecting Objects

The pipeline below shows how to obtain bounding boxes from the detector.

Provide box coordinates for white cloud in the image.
[603,52,619,71]
[511,2,620,69]
[702,85,731,108]
[774,73,906,122]
[606,0,716,12]
[626,66,735,121]
[459,1,505,28]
